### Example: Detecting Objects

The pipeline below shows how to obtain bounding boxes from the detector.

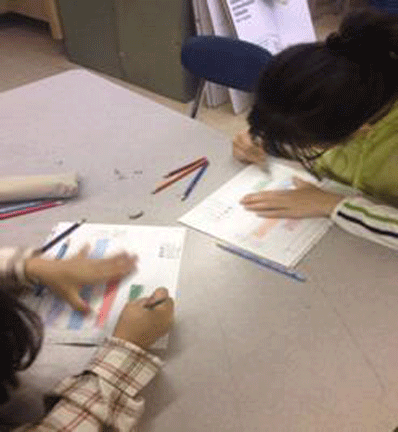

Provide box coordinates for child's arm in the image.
[15,338,162,432]
[331,196,398,250]
[15,289,174,432]
[0,247,37,290]
[241,178,398,250]
[0,247,137,311]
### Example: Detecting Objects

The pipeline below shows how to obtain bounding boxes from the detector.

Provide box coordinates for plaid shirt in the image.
[0,248,162,431]
[15,337,162,432]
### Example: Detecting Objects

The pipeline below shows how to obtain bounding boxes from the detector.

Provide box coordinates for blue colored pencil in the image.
[217,242,307,282]
[181,162,209,201]
[0,199,47,215]
[55,241,70,259]
[0,200,63,221]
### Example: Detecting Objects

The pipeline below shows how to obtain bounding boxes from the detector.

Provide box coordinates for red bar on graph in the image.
[97,281,119,327]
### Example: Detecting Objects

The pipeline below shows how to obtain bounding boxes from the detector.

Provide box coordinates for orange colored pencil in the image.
[152,158,208,194]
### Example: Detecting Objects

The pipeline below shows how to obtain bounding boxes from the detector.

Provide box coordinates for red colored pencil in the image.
[152,158,208,194]
[0,200,64,220]
[163,157,207,178]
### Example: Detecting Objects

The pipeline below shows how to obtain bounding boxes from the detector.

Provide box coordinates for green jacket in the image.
[314,103,398,207]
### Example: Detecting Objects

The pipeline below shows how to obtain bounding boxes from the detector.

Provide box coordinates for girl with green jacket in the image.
[233,8,398,250]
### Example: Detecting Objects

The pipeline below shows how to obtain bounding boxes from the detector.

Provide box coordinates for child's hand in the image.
[25,246,138,312]
[113,287,174,349]
[240,177,345,218]
[233,129,267,165]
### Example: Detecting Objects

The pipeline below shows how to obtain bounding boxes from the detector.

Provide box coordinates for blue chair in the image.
[370,0,398,14]
[181,36,273,118]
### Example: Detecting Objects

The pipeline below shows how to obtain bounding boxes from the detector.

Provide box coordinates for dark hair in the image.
[248,8,398,165]
[0,288,42,404]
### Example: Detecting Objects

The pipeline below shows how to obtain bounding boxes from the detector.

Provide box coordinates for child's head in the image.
[0,289,42,404]
[248,8,398,159]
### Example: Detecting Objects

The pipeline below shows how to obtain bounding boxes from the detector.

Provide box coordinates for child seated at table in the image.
[233,8,398,250]
[0,246,173,431]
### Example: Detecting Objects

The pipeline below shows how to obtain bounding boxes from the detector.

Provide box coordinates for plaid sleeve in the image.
[332,196,398,250]
[0,247,36,289]
[16,337,162,432]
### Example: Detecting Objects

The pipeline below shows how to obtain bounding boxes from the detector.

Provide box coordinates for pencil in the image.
[163,157,207,178]
[152,158,207,194]
[144,297,168,310]
[181,161,209,201]
[0,199,48,215]
[40,218,86,253]
[0,200,64,221]
[217,243,306,282]
[56,240,70,259]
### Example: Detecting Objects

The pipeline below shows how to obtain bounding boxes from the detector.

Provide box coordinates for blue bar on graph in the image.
[68,238,109,330]
[46,297,65,326]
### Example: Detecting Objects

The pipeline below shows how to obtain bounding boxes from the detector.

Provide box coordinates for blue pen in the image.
[181,162,209,201]
[0,200,46,215]
[35,240,70,296]
[217,242,306,282]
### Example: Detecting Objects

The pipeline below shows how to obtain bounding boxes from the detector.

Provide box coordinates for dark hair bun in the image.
[326,9,398,63]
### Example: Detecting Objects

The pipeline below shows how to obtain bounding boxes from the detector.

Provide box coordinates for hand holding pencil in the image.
[113,287,174,349]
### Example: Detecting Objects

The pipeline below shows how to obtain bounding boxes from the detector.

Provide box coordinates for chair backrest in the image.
[181,36,273,93]
[369,0,398,14]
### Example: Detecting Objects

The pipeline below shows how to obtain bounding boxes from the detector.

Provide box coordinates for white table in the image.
[0,70,397,431]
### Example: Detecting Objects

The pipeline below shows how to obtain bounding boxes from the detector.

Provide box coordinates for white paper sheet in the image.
[24,223,186,347]
[211,0,316,114]
[223,0,282,54]
[222,0,315,52]
[179,162,333,267]
[273,0,316,48]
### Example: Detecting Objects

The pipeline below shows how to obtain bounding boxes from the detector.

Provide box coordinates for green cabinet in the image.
[56,0,197,102]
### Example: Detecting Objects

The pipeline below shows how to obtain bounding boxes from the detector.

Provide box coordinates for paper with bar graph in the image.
[25,223,186,346]
[179,161,333,267]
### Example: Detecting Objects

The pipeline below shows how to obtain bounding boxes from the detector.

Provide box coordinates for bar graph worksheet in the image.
[179,162,334,267]
[24,223,186,346]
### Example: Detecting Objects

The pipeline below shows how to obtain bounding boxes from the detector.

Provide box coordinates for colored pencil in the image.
[40,218,86,253]
[217,243,306,282]
[152,158,207,194]
[181,161,209,201]
[0,199,48,215]
[163,157,207,178]
[0,200,63,221]
[56,240,70,259]
[145,297,168,310]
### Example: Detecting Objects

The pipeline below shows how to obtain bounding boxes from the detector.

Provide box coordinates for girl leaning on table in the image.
[0,246,173,431]
[233,8,398,250]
